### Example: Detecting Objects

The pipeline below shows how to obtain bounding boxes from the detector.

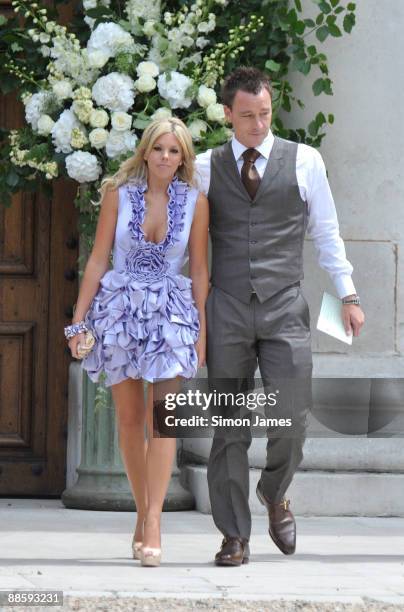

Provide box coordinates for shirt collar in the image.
[231,130,275,162]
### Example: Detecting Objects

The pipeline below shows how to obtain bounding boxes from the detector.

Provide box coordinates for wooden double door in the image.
[0,1,79,494]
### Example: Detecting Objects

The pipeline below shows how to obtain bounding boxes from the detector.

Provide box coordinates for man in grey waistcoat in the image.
[196,67,365,566]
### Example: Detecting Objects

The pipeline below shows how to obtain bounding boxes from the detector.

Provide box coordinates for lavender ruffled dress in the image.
[81,176,200,387]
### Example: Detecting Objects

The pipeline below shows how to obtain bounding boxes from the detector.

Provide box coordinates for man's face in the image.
[224,87,272,148]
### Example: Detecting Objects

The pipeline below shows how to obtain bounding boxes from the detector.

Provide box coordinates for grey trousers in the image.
[206,283,313,541]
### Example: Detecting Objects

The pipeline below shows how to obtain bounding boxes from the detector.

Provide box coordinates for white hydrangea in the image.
[206,102,226,123]
[65,151,102,182]
[152,107,172,121]
[92,72,135,112]
[136,61,159,78]
[89,128,108,149]
[24,91,52,131]
[51,108,82,154]
[90,109,109,128]
[197,85,217,108]
[105,129,138,158]
[37,114,55,135]
[111,111,132,131]
[135,74,157,93]
[87,23,137,59]
[188,119,208,141]
[52,80,73,101]
[157,71,193,109]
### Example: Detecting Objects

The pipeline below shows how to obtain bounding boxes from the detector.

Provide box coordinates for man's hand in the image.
[341,297,365,337]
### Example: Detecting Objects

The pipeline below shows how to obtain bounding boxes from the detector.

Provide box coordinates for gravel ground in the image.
[3,598,404,612]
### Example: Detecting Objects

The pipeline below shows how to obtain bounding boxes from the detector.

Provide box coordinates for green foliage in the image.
[0,0,357,244]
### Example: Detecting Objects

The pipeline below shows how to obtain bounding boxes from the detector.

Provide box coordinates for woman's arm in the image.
[188,191,209,367]
[67,187,119,359]
[72,187,119,324]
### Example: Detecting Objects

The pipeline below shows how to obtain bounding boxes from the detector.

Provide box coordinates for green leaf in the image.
[316,25,329,42]
[318,1,332,14]
[304,19,315,28]
[295,20,305,35]
[343,13,356,33]
[0,15,7,25]
[316,13,324,25]
[335,6,344,13]
[294,0,302,11]
[265,59,281,72]
[330,0,339,7]
[347,2,356,10]
[328,23,342,36]
[323,78,333,94]
[6,170,19,188]
[307,45,317,56]
[308,119,318,137]
[328,113,335,124]
[312,78,324,96]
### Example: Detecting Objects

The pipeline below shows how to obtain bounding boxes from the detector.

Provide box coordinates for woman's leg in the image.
[111,378,147,542]
[142,378,179,549]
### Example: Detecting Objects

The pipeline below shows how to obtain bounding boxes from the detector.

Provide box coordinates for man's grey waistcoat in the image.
[207,136,308,304]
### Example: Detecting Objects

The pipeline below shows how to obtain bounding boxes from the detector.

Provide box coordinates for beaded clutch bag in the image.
[76,330,96,359]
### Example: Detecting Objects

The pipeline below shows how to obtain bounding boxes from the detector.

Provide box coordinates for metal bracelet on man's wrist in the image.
[342,296,360,306]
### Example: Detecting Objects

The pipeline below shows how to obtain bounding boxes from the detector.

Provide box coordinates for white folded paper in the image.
[316,291,353,345]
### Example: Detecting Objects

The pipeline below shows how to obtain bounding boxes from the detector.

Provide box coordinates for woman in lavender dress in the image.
[65,117,209,566]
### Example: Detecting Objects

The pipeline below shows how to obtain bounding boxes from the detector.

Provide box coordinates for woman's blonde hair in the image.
[96,116,196,204]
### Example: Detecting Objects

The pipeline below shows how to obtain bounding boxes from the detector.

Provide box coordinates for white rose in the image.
[143,20,156,37]
[89,128,108,149]
[206,102,225,123]
[197,84,217,108]
[83,0,97,8]
[37,114,55,135]
[136,61,159,78]
[152,107,172,121]
[87,50,110,68]
[52,80,73,101]
[188,119,208,141]
[111,111,132,131]
[90,108,109,128]
[135,74,157,93]
[39,32,50,44]
[65,151,102,183]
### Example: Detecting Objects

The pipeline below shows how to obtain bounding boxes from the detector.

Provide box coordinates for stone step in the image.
[182,464,404,517]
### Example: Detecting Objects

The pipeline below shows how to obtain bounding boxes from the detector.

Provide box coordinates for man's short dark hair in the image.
[221,66,272,108]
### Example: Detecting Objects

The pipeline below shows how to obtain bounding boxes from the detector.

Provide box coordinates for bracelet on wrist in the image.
[64,320,88,340]
[342,295,360,306]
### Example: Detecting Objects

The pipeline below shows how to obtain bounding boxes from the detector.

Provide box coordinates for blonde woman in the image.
[64,117,209,566]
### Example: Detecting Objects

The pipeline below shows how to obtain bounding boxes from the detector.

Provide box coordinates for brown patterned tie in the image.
[241,148,261,199]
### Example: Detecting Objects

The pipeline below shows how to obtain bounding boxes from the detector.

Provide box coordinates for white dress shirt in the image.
[195,130,356,299]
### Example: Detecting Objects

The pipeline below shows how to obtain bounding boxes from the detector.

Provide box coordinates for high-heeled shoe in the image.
[140,546,161,567]
[131,535,143,560]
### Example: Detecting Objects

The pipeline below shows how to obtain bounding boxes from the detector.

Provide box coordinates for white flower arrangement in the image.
[8,0,263,186]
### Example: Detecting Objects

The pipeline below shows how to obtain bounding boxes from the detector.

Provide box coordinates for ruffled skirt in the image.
[81,269,200,387]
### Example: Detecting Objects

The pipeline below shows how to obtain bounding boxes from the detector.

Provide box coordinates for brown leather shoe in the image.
[256,482,296,555]
[214,536,250,566]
